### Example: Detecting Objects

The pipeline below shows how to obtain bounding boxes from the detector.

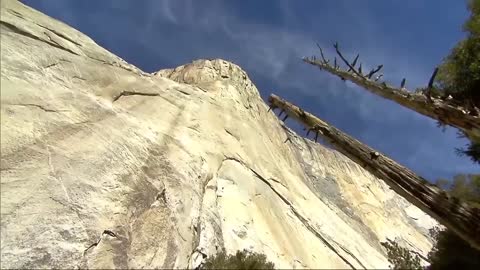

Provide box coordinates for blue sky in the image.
[23,0,478,181]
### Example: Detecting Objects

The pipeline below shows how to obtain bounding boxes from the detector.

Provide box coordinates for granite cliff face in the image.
[0,1,438,269]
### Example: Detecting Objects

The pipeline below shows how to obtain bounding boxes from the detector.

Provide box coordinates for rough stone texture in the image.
[1,1,438,269]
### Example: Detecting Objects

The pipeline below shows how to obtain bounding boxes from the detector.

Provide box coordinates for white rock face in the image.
[1,1,438,269]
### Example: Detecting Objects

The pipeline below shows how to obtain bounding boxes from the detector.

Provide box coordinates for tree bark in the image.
[269,93,480,251]
[302,57,480,143]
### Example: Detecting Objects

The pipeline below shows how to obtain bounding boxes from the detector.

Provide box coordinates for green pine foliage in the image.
[428,174,480,270]
[200,249,275,270]
[437,0,479,107]
[456,141,480,164]
[381,239,422,270]
[427,227,480,270]
[435,174,480,208]
[384,174,480,270]
[431,173,480,269]
[436,0,480,163]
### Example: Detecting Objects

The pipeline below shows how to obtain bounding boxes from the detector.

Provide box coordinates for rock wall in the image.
[1,1,437,269]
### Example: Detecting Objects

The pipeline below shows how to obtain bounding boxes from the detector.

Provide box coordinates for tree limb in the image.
[316,43,330,64]
[302,57,480,140]
[425,67,439,102]
[269,93,480,251]
[367,65,383,79]
[428,67,439,88]
[333,42,364,78]
[348,54,359,72]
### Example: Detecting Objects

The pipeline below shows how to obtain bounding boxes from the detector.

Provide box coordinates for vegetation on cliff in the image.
[200,249,275,270]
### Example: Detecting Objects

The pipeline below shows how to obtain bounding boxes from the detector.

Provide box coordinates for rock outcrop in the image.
[1,1,437,269]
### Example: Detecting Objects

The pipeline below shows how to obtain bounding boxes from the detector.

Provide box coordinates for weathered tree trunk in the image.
[302,56,480,143]
[269,93,480,251]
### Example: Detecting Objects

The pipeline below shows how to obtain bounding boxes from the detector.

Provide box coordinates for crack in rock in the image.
[35,23,82,47]
[7,9,25,20]
[293,258,308,268]
[111,91,160,103]
[177,89,191,96]
[153,188,167,206]
[7,103,68,113]
[1,19,144,75]
[84,55,146,75]
[0,21,79,56]
[43,59,72,69]
[103,230,117,238]
[268,177,289,189]
[188,172,216,269]
[83,230,119,255]
[42,30,80,56]
[72,76,86,81]
[223,156,366,269]
[224,128,241,142]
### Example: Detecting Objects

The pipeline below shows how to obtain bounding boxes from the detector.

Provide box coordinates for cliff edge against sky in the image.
[1,1,437,269]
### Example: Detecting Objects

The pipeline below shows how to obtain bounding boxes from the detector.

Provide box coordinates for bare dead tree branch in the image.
[333,42,364,78]
[302,56,480,140]
[425,67,439,102]
[316,43,329,64]
[269,93,480,251]
[347,54,359,72]
[367,65,383,79]
[428,67,439,88]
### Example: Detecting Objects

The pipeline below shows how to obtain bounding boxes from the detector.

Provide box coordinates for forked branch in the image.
[333,42,364,78]
[302,42,480,140]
